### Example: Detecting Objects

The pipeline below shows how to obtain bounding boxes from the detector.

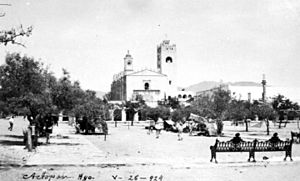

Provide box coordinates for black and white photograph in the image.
[1,0,300,180]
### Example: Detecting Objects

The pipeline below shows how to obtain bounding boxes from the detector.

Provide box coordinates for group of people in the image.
[23,113,57,145]
[147,118,164,138]
[148,118,186,141]
[229,132,283,144]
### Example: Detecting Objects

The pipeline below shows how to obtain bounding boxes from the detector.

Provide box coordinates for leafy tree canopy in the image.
[0,53,56,117]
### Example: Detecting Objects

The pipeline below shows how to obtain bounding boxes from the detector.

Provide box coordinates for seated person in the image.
[268,132,282,144]
[229,133,245,144]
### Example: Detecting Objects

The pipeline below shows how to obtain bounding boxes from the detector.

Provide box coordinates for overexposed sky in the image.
[0,0,300,92]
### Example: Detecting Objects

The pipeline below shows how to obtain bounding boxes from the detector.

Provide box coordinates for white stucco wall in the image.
[229,85,262,101]
[228,85,300,104]
[126,74,169,101]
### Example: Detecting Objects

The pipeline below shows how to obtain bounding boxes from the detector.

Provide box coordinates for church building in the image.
[110,40,178,106]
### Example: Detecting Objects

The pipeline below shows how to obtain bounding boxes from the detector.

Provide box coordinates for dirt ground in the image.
[1,117,300,181]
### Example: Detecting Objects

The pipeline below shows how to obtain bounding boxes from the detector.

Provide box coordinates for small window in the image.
[188,95,192,98]
[169,80,172,85]
[183,94,187,99]
[144,82,149,90]
[178,94,182,98]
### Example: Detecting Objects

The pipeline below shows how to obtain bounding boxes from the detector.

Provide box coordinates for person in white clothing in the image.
[8,116,15,131]
[155,117,164,139]
[176,121,184,141]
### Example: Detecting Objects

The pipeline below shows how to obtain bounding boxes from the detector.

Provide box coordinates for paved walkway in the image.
[22,120,300,168]
[25,121,105,166]
[0,117,299,173]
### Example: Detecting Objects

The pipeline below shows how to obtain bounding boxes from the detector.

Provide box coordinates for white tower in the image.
[124,50,133,72]
[157,40,177,97]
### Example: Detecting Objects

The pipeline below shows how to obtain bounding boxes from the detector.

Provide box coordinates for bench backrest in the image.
[254,141,291,151]
[215,141,254,152]
[213,139,292,152]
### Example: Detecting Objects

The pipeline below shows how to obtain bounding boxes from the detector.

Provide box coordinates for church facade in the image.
[110,40,178,106]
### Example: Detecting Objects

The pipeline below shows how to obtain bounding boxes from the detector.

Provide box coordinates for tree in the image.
[144,106,170,122]
[191,87,231,135]
[271,94,299,128]
[51,69,87,114]
[211,87,231,119]
[227,100,251,131]
[167,97,180,109]
[0,53,56,119]
[191,94,216,118]
[250,101,276,135]
[0,52,108,137]
[272,94,299,113]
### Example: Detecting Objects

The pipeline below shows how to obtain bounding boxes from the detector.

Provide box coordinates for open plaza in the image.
[1,117,300,181]
[1,1,300,181]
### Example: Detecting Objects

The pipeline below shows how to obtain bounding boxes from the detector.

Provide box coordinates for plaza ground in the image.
[1,117,300,181]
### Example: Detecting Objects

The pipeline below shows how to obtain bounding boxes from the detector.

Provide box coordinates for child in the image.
[8,116,14,131]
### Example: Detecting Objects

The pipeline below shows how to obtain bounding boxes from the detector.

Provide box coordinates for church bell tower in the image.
[124,50,133,72]
[157,40,177,87]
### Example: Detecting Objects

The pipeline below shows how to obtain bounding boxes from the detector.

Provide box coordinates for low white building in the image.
[196,82,300,104]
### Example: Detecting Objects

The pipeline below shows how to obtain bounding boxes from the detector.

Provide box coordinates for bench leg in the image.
[249,151,256,162]
[284,150,293,161]
[210,148,217,163]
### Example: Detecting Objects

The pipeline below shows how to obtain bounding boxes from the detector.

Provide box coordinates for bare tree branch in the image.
[0,25,33,47]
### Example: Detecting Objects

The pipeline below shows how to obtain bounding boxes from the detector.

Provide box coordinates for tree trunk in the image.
[266,119,270,135]
[278,120,282,129]
[245,119,248,132]
[27,128,32,152]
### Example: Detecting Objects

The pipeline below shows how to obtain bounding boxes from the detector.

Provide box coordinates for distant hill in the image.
[185,81,222,92]
[229,81,261,87]
[95,91,106,99]
[185,81,261,93]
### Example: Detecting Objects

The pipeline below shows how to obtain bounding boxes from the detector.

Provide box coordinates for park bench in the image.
[210,139,293,163]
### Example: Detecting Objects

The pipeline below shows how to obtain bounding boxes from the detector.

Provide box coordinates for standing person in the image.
[8,116,15,131]
[176,121,184,141]
[45,114,53,144]
[148,119,155,135]
[155,117,163,139]
[188,121,194,136]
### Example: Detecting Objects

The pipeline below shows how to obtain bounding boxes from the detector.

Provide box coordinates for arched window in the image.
[188,95,192,98]
[144,82,149,90]
[178,94,182,98]
[183,94,187,99]
[166,57,173,63]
